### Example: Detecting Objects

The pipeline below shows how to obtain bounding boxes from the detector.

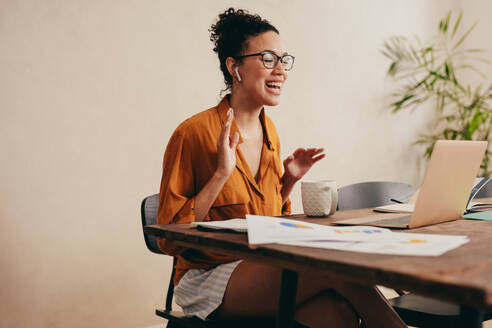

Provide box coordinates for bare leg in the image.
[217,261,406,328]
[335,281,407,328]
[294,290,359,328]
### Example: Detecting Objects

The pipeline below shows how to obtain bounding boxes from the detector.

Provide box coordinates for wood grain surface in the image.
[145,200,492,310]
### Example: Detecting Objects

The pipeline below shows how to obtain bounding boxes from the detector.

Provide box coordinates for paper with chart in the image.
[246,215,469,256]
[246,215,393,244]
[281,232,469,256]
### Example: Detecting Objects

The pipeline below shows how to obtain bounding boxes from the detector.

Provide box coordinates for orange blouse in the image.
[157,96,291,285]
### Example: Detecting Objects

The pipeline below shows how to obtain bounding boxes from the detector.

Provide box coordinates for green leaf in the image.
[380,50,393,59]
[391,94,415,112]
[467,113,482,139]
[445,62,459,86]
[451,11,463,38]
[443,128,458,140]
[410,45,421,64]
[439,11,452,34]
[381,11,492,172]
[425,146,433,158]
[429,71,448,80]
[445,62,450,78]
[388,62,397,75]
[429,76,438,87]
[462,49,486,53]
[438,93,446,112]
[453,20,478,50]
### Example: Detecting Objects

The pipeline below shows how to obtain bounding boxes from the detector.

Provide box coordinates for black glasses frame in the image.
[235,51,295,71]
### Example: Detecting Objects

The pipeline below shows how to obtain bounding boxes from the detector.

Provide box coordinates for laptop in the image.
[334,140,488,229]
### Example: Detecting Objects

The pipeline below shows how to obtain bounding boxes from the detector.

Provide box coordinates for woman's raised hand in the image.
[216,108,240,178]
[283,148,325,182]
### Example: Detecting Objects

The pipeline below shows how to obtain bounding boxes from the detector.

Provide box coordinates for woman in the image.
[157,8,406,328]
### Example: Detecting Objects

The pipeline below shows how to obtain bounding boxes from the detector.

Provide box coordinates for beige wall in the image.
[4,0,486,327]
[461,0,492,84]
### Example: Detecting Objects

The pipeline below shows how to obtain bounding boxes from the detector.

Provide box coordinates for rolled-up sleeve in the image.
[157,131,205,255]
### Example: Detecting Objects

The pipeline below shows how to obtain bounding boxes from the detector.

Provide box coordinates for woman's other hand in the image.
[283,148,325,182]
[216,108,240,178]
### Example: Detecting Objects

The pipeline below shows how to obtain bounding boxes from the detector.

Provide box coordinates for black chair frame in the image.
[140,194,276,328]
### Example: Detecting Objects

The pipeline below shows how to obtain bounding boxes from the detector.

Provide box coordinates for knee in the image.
[336,296,358,324]
[295,290,359,328]
[323,290,359,327]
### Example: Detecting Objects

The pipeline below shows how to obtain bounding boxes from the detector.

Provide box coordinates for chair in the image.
[337,181,492,327]
[337,181,415,211]
[140,194,276,328]
[389,294,492,328]
[475,177,492,198]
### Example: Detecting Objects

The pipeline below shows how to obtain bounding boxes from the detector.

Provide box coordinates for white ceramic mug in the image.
[301,180,338,217]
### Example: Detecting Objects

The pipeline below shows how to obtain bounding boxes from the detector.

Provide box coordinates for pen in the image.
[390,198,403,204]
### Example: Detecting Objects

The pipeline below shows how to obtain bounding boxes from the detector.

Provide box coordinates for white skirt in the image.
[174,260,242,320]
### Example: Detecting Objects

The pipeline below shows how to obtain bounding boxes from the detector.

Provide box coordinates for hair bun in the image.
[210,8,254,53]
[209,8,278,92]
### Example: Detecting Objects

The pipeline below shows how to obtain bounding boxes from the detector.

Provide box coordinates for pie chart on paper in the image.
[279,222,313,229]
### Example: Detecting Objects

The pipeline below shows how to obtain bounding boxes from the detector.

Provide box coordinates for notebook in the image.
[334,140,488,229]
[373,177,491,214]
[191,218,248,232]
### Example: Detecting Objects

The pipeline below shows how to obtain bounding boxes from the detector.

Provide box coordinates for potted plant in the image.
[382,11,492,176]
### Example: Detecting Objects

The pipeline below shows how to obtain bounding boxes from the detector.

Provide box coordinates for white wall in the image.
[1,1,474,327]
[461,0,492,87]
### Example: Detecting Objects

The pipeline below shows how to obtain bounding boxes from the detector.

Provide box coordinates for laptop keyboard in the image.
[369,215,412,226]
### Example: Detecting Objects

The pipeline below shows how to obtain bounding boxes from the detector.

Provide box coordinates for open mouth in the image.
[266,81,283,90]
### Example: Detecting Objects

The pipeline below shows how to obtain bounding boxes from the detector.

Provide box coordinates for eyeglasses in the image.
[235,51,295,71]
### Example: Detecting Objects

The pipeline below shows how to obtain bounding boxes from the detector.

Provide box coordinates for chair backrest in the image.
[141,194,177,311]
[337,181,416,211]
[141,193,163,254]
[475,178,492,198]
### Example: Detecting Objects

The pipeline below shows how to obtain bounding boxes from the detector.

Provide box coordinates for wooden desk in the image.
[145,207,492,327]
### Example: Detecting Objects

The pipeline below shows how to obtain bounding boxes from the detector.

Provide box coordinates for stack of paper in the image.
[191,218,247,232]
[374,201,492,214]
[245,215,469,256]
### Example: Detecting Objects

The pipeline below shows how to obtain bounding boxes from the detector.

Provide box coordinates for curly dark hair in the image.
[209,8,279,93]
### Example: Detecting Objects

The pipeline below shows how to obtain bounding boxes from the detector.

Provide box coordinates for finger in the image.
[230,131,240,150]
[309,150,325,159]
[283,155,294,166]
[311,148,325,155]
[295,148,316,161]
[312,154,326,163]
[219,109,234,146]
[304,148,317,157]
[306,148,324,157]
[293,148,305,157]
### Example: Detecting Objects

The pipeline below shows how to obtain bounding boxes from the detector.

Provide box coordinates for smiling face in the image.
[232,31,289,107]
